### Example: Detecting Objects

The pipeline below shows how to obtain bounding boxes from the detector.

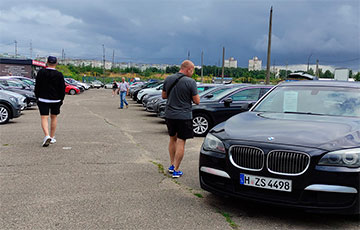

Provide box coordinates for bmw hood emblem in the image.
[267,137,275,141]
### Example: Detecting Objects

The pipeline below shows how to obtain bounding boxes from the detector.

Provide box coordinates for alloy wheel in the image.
[193,116,209,135]
[0,106,9,124]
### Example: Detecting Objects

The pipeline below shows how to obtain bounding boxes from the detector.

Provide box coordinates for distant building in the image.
[248,56,262,71]
[224,57,237,68]
[0,58,46,78]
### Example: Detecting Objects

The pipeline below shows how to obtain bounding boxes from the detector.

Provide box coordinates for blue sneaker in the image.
[168,165,175,173]
[172,170,183,178]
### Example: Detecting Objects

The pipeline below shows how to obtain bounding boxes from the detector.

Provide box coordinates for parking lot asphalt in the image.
[1,89,359,229]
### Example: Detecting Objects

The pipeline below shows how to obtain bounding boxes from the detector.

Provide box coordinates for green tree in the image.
[279,69,292,78]
[323,70,333,78]
[307,68,314,75]
[354,72,360,81]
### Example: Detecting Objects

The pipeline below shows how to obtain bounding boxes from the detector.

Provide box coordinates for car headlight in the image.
[203,133,225,154]
[9,96,18,104]
[318,148,360,168]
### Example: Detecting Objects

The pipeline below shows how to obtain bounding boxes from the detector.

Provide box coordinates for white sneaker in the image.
[50,137,56,144]
[42,136,51,147]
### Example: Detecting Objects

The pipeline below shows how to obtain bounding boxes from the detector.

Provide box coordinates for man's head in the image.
[179,60,195,77]
[122,77,125,83]
[47,56,57,67]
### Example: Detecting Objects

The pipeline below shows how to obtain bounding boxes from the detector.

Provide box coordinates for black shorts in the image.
[165,118,194,140]
[37,101,62,116]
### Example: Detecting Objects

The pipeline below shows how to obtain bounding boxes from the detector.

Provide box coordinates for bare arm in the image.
[162,91,167,99]
[192,94,200,105]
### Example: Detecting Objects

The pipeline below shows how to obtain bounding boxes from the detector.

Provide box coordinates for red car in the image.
[65,83,80,95]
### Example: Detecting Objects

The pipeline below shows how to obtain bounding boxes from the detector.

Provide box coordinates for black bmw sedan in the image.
[199,81,360,215]
[192,85,272,136]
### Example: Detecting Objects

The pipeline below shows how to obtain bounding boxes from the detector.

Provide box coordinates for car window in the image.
[260,87,270,98]
[229,88,261,101]
[254,86,360,117]
[0,80,8,86]
[8,80,23,87]
[23,79,35,85]
[208,87,241,101]
[197,87,205,92]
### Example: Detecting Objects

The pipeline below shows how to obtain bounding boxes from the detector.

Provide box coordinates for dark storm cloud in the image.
[0,0,359,70]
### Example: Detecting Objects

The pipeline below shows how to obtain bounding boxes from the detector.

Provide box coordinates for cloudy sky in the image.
[0,0,359,70]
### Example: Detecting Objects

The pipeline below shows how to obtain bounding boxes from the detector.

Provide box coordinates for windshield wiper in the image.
[284,111,326,116]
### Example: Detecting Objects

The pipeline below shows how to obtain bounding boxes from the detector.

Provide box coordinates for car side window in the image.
[260,88,270,98]
[230,88,261,101]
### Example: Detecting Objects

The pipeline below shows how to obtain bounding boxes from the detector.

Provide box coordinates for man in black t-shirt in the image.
[162,60,200,178]
[34,56,66,147]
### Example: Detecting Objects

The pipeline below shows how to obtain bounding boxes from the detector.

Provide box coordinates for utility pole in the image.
[265,6,273,85]
[102,44,105,77]
[201,51,204,83]
[30,40,33,59]
[221,46,225,83]
[112,50,115,69]
[315,59,319,77]
[307,53,313,72]
[14,40,18,57]
[272,60,276,77]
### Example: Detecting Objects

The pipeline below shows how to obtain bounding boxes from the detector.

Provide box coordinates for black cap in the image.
[47,56,57,64]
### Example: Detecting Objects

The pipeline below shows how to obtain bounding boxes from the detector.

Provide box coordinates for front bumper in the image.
[199,148,360,215]
[157,106,166,118]
[146,102,156,112]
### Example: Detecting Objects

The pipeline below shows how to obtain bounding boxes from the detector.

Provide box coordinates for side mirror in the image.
[224,98,232,104]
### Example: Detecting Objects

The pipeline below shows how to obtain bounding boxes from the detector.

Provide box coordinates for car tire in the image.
[193,113,211,136]
[0,104,10,125]
[69,89,76,95]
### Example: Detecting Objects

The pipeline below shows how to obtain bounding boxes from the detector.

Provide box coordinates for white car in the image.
[66,79,90,90]
[136,83,163,102]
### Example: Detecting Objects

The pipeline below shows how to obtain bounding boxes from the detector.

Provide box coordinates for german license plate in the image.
[240,173,292,192]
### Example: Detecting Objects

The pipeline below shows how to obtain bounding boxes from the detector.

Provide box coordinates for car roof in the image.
[278,80,360,88]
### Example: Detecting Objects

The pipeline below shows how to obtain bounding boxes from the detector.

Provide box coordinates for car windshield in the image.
[6,80,25,88]
[22,79,35,85]
[204,87,242,101]
[253,85,360,117]
[199,87,215,96]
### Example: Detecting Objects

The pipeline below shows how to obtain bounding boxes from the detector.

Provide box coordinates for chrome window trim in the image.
[200,166,231,179]
[229,145,265,171]
[305,184,358,194]
[267,150,311,176]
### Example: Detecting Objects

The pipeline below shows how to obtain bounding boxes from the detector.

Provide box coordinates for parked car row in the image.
[0,75,93,124]
[139,83,272,136]
[0,76,37,109]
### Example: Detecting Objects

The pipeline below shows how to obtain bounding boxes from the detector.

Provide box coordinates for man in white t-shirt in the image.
[117,77,129,109]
